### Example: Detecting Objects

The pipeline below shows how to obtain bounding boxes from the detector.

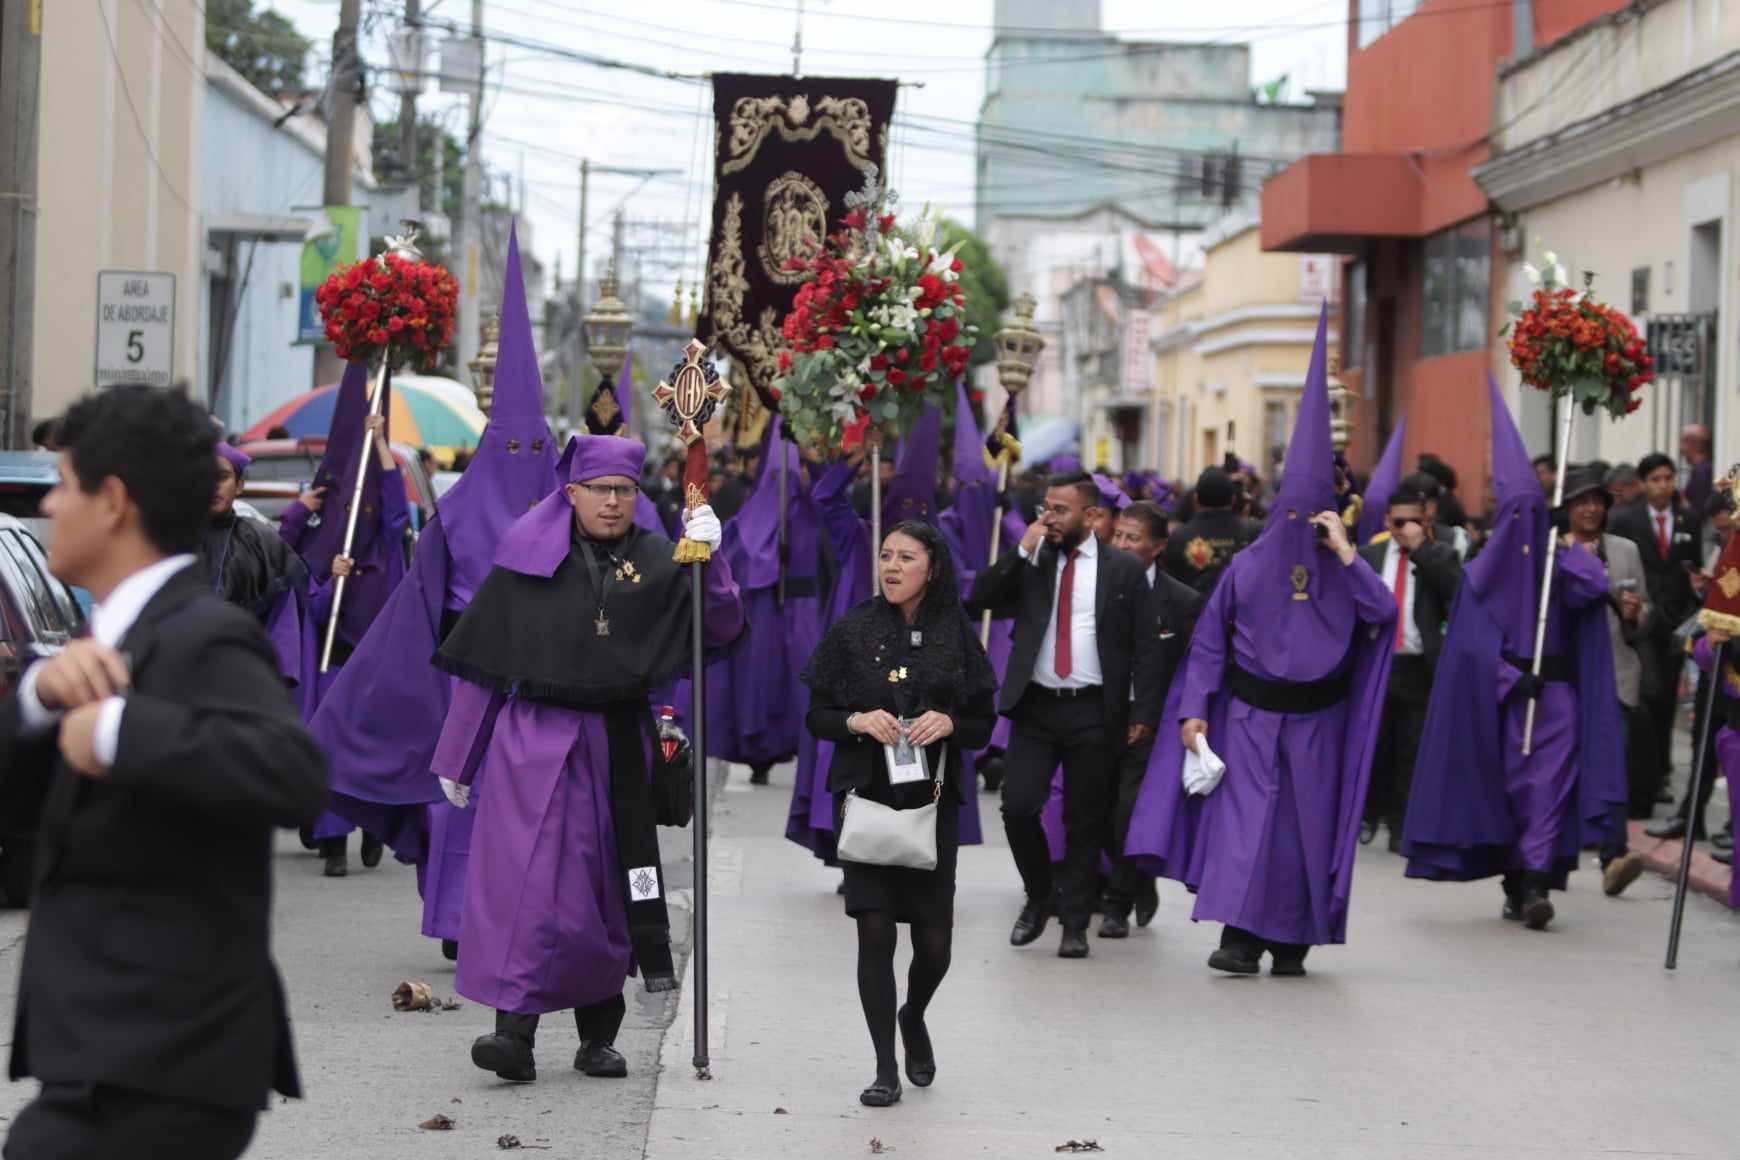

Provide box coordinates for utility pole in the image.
[456,0,485,372]
[400,0,421,214]
[0,0,41,448]
[792,0,806,76]
[319,0,364,388]
[573,158,589,426]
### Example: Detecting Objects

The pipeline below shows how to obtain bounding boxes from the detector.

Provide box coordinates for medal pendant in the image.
[595,615,611,637]
[910,630,923,647]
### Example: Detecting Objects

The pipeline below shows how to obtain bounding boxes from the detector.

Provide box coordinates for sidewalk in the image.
[643,762,1740,1160]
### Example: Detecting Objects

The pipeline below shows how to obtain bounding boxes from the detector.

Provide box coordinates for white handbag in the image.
[836,749,948,871]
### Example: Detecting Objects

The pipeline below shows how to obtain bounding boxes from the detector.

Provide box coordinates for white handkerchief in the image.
[1181,736,1227,797]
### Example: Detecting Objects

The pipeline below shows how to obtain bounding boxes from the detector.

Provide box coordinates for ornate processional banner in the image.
[700,73,898,413]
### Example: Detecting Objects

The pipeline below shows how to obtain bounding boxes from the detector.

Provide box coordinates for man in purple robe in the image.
[707,418,821,786]
[271,364,409,877]
[431,436,742,1082]
[309,226,558,945]
[1400,380,1627,930]
[1124,309,1396,976]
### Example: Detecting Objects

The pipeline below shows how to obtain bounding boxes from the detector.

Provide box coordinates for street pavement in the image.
[0,761,1733,1158]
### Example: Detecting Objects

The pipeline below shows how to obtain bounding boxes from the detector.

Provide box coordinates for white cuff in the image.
[94,697,125,769]
[1018,544,1038,564]
[16,665,60,735]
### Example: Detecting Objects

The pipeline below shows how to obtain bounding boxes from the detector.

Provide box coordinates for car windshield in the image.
[243,453,324,485]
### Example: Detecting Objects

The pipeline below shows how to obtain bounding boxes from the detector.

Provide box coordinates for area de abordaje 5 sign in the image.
[95,271,175,388]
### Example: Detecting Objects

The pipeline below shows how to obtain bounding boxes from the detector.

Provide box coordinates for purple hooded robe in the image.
[269,359,410,844]
[1124,308,1396,947]
[1356,418,1408,545]
[309,227,560,934]
[1400,379,1626,888]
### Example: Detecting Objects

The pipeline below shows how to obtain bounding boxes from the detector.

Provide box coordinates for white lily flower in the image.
[1523,263,1541,285]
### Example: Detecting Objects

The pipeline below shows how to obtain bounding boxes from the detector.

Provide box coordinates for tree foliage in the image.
[205,0,312,95]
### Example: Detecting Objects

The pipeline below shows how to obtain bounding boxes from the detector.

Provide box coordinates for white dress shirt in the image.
[17,554,196,766]
[1380,540,1422,656]
[1020,533,1103,689]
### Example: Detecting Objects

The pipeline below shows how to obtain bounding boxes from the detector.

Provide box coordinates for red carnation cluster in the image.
[315,252,459,372]
[1507,285,1653,419]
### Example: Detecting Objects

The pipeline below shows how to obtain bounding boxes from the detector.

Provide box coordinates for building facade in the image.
[1152,219,1339,486]
[1260,0,1630,504]
[1475,0,1740,469]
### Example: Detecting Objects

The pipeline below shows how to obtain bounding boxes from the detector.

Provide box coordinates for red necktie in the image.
[1055,548,1079,679]
[1656,512,1669,559]
[1392,547,1409,653]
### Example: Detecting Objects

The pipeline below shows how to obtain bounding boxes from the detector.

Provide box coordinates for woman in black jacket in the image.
[802,520,997,1108]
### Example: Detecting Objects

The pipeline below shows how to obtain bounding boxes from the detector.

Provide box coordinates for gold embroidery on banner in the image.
[759,172,830,284]
[723,94,876,175]
[1720,567,1740,600]
[706,192,783,400]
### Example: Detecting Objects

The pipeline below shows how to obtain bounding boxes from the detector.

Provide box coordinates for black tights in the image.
[855,912,951,1084]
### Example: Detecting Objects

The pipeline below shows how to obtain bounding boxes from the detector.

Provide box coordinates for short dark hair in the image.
[1532,454,1556,471]
[57,384,217,555]
[30,418,59,450]
[1388,483,1428,510]
[1119,500,1169,541]
[1637,452,1676,480]
[1194,467,1235,510]
[1605,463,1639,488]
[1400,471,1441,498]
[1417,453,1457,491]
[1045,470,1100,508]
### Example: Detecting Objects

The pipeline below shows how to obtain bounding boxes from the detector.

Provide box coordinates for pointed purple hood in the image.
[437,222,560,606]
[1465,375,1549,653]
[882,404,942,525]
[952,381,993,490]
[724,418,806,590]
[299,360,391,582]
[1356,417,1408,544]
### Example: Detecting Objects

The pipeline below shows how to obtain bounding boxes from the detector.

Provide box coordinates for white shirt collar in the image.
[90,555,196,647]
[1068,533,1100,561]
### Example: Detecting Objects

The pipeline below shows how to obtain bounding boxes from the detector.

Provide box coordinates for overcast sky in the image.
[264,0,1348,304]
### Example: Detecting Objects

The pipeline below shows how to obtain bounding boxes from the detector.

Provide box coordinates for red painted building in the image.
[1261,0,1629,507]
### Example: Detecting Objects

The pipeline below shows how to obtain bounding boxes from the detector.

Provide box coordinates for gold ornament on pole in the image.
[468,312,501,416]
[981,291,1045,644]
[1326,354,1363,530]
[583,267,634,404]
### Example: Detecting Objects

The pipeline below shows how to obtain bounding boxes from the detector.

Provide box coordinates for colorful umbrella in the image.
[242,374,487,451]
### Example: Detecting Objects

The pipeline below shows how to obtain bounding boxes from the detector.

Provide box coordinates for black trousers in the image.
[1366,655,1429,829]
[1001,689,1115,931]
[1105,735,1155,905]
[1641,636,1682,789]
[1622,701,1662,818]
[5,1082,257,1160]
[497,993,626,1045]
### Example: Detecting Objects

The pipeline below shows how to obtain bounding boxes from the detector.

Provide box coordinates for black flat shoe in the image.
[1207,947,1261,975]
[897,1006,935,1088]
[1358,818,1377,845]
[1134,880,1160,927]
[1646,816,1704,841]
[1057,930,1090,959]
[575,1042,627,1078]
[298,826,317,851]
[1010,900,1048,947]
[322,853,348,878]
[471,1033,536,1082]
[360,833,384,868]
[1713,847,1733,866]
[441,939,460,962]
[859,1078,902,1107]
[1098,913,1130,939]
[1522,893,1555,931]
[1269,945,1309,977]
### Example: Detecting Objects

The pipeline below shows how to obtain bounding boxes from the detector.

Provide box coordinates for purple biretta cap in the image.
[568,435,646,485]
[216,442,252,474]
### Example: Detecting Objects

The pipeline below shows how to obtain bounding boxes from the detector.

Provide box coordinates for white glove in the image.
[440,777,471,809]
[684,503,723,549]
[1181,736,1227,797]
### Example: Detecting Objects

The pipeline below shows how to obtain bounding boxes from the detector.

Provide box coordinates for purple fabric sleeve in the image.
[1176,572,1232,724]
[1555,542,1609,609]
[431,680,507,786]
[278,499,314,549]
[379,467,411,540]
[701,552,745,648]
[1341,550,1399,626]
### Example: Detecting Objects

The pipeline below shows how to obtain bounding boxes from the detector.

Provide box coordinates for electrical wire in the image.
[95,0,196,212]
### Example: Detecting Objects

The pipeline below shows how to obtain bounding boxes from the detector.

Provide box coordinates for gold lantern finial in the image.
[468,311,501,415]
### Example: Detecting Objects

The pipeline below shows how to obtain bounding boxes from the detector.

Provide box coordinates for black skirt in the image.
[835,789,959,926]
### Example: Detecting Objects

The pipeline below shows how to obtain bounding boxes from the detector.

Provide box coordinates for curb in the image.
[1627,820,1733,904]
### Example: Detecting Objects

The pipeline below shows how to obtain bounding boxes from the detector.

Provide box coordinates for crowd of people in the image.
[5,257,1735,1152]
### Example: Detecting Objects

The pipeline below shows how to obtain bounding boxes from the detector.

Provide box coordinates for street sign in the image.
[95,271,175,387]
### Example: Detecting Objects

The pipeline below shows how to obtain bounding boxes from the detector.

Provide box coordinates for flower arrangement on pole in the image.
[1503,248,1653,419]
[773,171,976,452]
[314,227,459,373]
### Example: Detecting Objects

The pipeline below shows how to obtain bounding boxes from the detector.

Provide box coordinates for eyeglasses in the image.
[1389,516,1423,529]
[1037,503,1080,518]
[578,482,639,501]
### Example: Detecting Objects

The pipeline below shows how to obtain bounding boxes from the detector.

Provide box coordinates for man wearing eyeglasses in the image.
[1357,483,1462,851]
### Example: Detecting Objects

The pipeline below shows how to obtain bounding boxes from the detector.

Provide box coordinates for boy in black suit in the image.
[0,385,328,1160]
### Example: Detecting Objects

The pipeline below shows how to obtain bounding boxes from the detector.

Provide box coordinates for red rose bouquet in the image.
[774,175,975,451]
[315,247,459,372]
[1504,250,1652,420]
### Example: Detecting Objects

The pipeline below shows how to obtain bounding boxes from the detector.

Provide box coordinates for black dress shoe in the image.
[298,826,317,851]
[897,1005,935,1088]
[322,852,348,878]
[1207,946,1261,974]
[1269,943,1309,977]
[1521,875,1555,931]
[1502,895,1524,921]
[1646,816,1705,841]
[1134,879,1160,927]
[1057,929,1090,959]
[441,939,460,962]
[1358,818,1378,845]
[1098,913,1130,939]
[471,1032,536,1082]
[1010,900,1048,947]
[978,752,1005,794]
[1713,847,1734,866]
[360,833,384,868]
[575,1042,627,1077]
[1714,830,1733,852]
[859,1078,902,1107]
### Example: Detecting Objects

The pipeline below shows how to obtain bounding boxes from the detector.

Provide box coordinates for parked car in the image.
[0,450,61,546]
[237,437,435,532]
[0,513,86,906]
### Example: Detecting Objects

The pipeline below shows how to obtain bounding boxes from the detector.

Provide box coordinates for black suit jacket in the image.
[968,540,1162,738]
[1162,507,1259,596]
[1141,564,1204,720]
[0,568,328,1111]
[1357,539,1461,671]
[1608,500,1701,631]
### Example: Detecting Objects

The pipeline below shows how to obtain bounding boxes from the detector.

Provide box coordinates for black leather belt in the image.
[1503,654,1573,683]
[1227,662,1349,714]
[1029,684,1101,700]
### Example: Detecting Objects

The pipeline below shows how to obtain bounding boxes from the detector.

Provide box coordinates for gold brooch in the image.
[615,560,643,584]
[887,666,908,683]
[1290,564,1309,601]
